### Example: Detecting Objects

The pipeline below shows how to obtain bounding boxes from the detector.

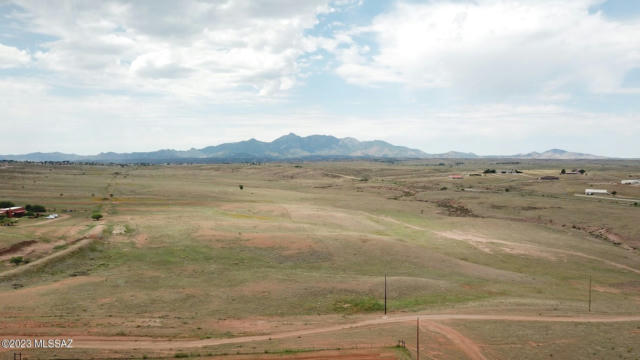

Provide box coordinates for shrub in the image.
[238,184,244,190]
[26,204,46,213]
[91,212,103,221]
[560,169,566,174]
[483,169,496,174]
[0,218,17,226]
[0,200,15,208]
[10,256,24,266]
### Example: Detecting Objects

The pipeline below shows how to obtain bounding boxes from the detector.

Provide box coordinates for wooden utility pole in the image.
[384,273,387,315]
[416,317,420,360]
[588,275,592,312]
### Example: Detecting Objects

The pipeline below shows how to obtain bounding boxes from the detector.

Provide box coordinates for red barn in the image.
[0,207,26,217]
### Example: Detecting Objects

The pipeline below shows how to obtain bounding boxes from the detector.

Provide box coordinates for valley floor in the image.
[1,159,639,359]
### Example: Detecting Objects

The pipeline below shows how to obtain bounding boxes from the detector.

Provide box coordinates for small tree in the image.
[239,184,244,190]
[611,191,617,196]
[29,204,46,213]
[10,256,24,266]
[560,169,566,175]
[578,169,586,174]
[0,200,15,208]
[91,212,103,221]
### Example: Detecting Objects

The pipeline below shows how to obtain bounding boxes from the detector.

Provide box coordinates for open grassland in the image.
[0,159,639,359]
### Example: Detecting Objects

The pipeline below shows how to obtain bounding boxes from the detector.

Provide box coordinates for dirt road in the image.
[0,225,103,279]
[421,320,487,360]
[51,313,640,350]
[18,214,70,227]
[372,210,640,275]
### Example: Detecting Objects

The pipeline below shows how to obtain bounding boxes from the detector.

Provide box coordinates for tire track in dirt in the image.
[368,213,640,275]
[0,225,103,280]
[436,231,640,275]
[420,320,487,360]
[18,214,70,227]
[48,313,640,350]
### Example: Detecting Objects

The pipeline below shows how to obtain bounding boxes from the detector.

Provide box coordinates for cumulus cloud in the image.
[0,43,30,68]
[335,0,640,96]
[1,0,639,156]
[9,0,343,100]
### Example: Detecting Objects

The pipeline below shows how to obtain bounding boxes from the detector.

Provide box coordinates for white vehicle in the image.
[585,189,608,195]
[45,213,59,219]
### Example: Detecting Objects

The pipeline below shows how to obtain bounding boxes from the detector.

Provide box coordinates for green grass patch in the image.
[334,296,384,313]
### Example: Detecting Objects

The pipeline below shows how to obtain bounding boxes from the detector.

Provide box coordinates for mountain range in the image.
[0,133,608,163]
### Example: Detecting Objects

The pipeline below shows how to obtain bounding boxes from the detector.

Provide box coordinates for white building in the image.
[585,189,609,195]
[621,180,640,185]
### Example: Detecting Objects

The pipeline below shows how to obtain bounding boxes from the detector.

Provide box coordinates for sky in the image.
[1,0,640,157]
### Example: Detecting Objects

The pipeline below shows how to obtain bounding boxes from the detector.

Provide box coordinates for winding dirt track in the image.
[0,225,103,279]
[370,214,640,275]
[61,313,640,350]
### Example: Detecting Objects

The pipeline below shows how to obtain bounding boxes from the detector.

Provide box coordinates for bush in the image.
[0,200,15,208]
[25,204,46,213]
[560,169,566,174]
[483,169,496,174]
[91,212,103,221]
[238,184,244,190]
[0,218,17,226]
[10,256,24,266]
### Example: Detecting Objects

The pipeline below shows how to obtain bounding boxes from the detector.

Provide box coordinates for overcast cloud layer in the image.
[1,0,639,157]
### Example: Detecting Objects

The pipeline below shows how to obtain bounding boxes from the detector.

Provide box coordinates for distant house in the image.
[0,206,26,217]
[449,174,464,179]
[621,180,640,185]
[539,176,559,180]
[585,189,609,195]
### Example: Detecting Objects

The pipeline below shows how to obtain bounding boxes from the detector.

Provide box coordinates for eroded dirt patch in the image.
[0,240,37,256]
